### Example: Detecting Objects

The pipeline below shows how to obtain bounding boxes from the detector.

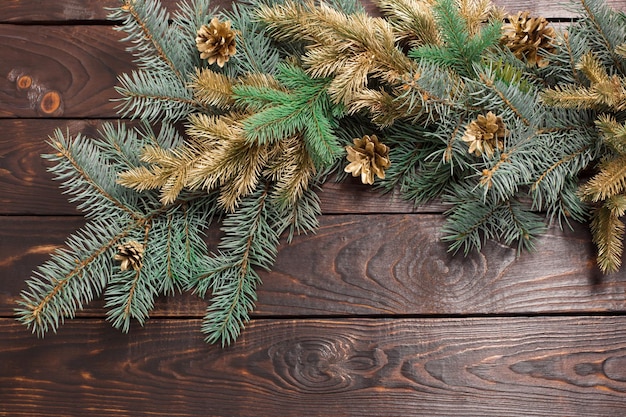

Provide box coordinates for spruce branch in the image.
[115,70,198,122]
[265,135,317,207]
[476,69,534,126]
[544,52,626,111]
[596,114,626,153]
[578,0,626,74]
[189,68,235,108]
[580,154,626,202]
[195,185,279,346]
[112,0,188,81]
[15,221,132,336]
[409,0,502,78]
[105,224,154,333]
[221,2,282,76]
[257,0,417,104]
[442,184,545,254]
[375,0,440,47]
[530,142,593,209]
[170,0,216,70]
[590,204,625,273]
[17,125,216,337]
[275,185,322,242]
[45,129,145,222]
[233,64,345,169]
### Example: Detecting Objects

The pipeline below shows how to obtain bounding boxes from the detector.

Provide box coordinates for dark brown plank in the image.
[0,119,95,215]
[2,316,626,416]
[1,0,623,22]
[2,215,624,318]
[0,0,232,22]
[0,119,440,215]
[0,25,133,118]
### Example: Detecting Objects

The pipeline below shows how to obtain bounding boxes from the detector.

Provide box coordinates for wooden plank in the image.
[1,316,626,416]
[2,215,624,318]
[1,0,623,22]
[0,119,94,215]
[0,119,441,215]
[0,0,232,22]
[0,25,134,118]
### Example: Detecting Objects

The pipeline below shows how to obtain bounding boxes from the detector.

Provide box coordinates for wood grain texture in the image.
[2,215,624,318]
[2,1,626,415]
[2,316,626,417]
[0,0,232,22]
[0,0,623,22]
[0,25,133,118]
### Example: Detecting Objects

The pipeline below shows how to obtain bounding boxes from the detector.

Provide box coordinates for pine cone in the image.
[114,241,144,271]
[462,112,507,157]
[345,135,391,185]
[196,18,237,68]
[502,11,555,68]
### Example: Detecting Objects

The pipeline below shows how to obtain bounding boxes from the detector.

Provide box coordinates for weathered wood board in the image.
[1,0,626,416]
[2,317,626,416]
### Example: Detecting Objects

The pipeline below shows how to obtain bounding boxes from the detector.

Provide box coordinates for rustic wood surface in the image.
[1,0,626,416]
[1,215,624,318]
[2,317,626,417]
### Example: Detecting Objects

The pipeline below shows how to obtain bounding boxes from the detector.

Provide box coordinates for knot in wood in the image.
[39,91,63,115]
[16,75,33,90]
[268,337,388,393]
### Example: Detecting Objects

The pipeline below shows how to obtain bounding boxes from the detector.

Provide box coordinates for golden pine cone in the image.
[114,240,144,271]
[345,135,391,185]
[196,18,237,68]
[462,112,507,157]
[502,11,555,68]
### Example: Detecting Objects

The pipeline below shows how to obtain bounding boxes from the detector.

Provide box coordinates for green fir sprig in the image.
[16,0,626,347]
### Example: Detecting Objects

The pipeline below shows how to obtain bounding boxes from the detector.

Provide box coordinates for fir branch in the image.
[233,64,345,169]
[257,0,417,104]
[195,185,280,346]
[580,154,626,202]
[596,114,626,153]
[18,122,218,338]
[409,0,502,78]
[275,185,322,243]
[442,185,545,254]
[170,0,216,71]
[265,135,317,207]
[476,70,533,126]
[221,3,282,76]
[113,0,186,81]
[15,221,133,336]
[119,112,267,210]
[457,0,499,36]
[528,117,597,195]
[606,193,626,216]
[375,0,440,47]
[115,70,198,122]
[185,113,268,211]
[530,143,592,207]
[578,0,626,74]
[189,68,235,108]
[590,204,625,273]
[105,223,154,332]
[45,129,144,222]
[117,145,192,205]
[395,63,469,125]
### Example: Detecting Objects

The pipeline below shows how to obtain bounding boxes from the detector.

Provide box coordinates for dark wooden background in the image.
[2,1,626,416]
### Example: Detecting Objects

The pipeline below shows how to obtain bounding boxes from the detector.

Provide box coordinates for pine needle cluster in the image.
[542,0,626,273]
[16,0,334,346]
[17,0,626,347]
